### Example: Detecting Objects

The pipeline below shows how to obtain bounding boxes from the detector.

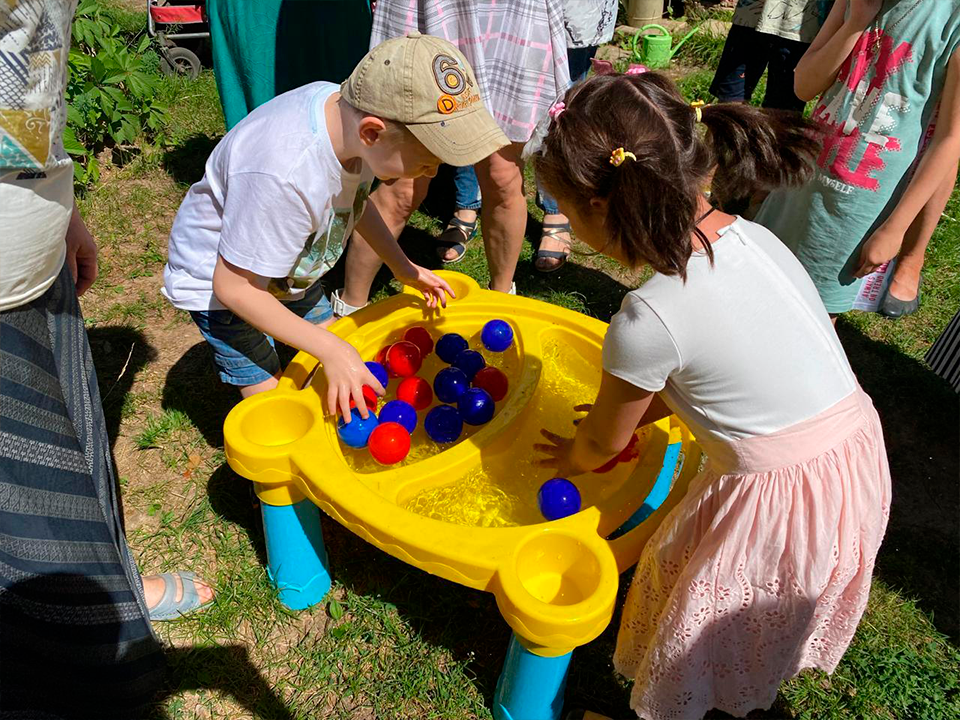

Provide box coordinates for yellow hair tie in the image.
[691,100,705,123]
[609,147,637,167]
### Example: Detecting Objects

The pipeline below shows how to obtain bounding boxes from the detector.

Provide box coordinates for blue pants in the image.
[453,45,598,217]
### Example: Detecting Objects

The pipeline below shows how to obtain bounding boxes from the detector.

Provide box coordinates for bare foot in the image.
[440,208,477,262]
[143,573,215,611]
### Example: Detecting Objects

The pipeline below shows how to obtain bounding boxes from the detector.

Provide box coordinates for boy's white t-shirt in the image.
[602,217,858,443]
[163,82,375,311]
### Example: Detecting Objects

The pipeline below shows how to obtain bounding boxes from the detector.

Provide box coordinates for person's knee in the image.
[478,150,524,205]
[374,177,429,226]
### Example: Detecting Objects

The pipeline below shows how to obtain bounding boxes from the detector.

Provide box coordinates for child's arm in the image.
[212,255,383,418]
[794,0,882,101]
[854,48,960,277]
[536,372,656,477]
[354,202,455,306]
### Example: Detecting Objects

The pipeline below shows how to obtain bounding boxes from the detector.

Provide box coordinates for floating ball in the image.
[458,387,495,425]
[481,319,514,352]
[349,384,379,412]
[453,349,485,380]
[424,405,463,444]
[365,361,389,389]
[471,366,509,402]
[537,478,582,521]
[378,399,417,433]
[375,344,391,366]
[337,408,379,448]
[396,376,433,411]
[436,333,469,364]
[433,367,469,404]
[403,326,434,358]
[387,341,422,377]
[368,422,411,465]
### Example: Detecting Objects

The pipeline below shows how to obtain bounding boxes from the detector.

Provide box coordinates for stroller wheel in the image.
[160,46,201,80]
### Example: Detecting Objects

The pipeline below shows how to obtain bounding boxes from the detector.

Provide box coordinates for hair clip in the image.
[690,100,705,123]
[625,64,649,75]
[548,101,566,121]
[609,147,637,167]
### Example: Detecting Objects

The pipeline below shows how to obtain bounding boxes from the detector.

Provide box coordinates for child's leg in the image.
[710,24,763,103]
[190,308,283,398]
[887,160,958,301]
[341,176,431,309]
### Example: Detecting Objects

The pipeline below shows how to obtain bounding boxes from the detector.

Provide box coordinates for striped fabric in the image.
[0,266,164,718]
[927,309,960,392]
[371,0,571,143]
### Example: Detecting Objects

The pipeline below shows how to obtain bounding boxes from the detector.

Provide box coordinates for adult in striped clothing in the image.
[1,1,213,715]
[331,0,571,316]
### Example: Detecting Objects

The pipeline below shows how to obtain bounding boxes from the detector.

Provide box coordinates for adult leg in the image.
[476,142,526,293]
[339,176,431,310]
[885,161,958,304]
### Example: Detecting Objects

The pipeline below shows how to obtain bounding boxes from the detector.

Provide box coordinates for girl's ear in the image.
[589,196,609,213]
[357,116,387,147]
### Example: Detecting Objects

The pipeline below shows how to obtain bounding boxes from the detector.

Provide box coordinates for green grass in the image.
[673,26,728,69]
[70,9,960,718]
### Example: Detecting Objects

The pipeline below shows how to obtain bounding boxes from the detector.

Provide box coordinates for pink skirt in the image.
[613,389,892,720]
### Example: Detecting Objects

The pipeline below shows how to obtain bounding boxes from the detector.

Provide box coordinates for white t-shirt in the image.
[0,0,77,311]
[602,217,858,443]
[163,82,375,311]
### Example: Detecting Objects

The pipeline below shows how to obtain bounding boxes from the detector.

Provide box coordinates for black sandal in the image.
[535,222,573,273]
[436,215,479,264]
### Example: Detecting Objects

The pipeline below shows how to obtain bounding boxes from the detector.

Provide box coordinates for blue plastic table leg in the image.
[260,498,331,610]
[609,440,682,539]
[494,634,573,720]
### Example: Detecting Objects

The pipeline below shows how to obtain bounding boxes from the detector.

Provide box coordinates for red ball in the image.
[403,326,435,358]
[349,385,379,412]
[386,340,423,377]
[375,344,399,377]
[471,366,509,402]
[368,421,411,465]
[396,376,433,410]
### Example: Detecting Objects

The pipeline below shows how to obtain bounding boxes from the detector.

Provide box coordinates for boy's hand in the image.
[316,334,385,420]
[854,225,903,277]
[393,263,456,308]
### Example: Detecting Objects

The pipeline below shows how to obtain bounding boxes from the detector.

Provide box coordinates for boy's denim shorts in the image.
[190,281,333,387]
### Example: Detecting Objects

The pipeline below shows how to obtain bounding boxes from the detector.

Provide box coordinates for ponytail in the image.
[699,103,821,207]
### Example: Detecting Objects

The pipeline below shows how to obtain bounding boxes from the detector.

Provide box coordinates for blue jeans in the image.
[453,45,599,217]
[190,280,333,386]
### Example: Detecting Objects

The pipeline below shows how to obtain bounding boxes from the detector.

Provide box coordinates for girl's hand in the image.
[316,334,385,420]
[854,225,903,277]
[849,0,883,28]
[572,403,592,425]
[393,263,456,309]
[534,429,578,477]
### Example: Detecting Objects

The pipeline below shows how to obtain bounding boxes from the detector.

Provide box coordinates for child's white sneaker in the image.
[488,282,517,295]
[330,289,367,318]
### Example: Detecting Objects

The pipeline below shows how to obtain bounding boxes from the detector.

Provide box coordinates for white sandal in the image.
[331,288,368,318]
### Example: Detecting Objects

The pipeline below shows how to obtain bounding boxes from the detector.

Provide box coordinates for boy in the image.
[163,34,508,419]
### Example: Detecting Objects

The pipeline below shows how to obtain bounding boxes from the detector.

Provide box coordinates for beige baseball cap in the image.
[342,33,509,167]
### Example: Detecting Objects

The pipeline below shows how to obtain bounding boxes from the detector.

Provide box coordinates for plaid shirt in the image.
[372,0,571,143]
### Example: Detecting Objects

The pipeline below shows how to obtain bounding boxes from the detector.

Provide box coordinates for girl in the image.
[532,72,891,720]
[756,0,960,318]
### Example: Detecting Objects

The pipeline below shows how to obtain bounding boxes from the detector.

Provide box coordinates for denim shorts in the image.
[190,281,333,387]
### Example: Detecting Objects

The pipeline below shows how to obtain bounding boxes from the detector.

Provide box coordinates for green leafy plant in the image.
[66,0,168,187]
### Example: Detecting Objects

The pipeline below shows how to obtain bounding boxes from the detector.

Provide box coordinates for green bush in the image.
[65,0,167,187]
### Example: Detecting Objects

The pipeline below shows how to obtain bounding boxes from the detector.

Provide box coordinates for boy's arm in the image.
[536,372,655,477]
[354,201,455,306]
[212,255,383,418]
[854,48,960,277]
[794,0,881,101]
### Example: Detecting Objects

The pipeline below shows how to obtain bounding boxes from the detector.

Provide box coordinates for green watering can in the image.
[632,23,702,69]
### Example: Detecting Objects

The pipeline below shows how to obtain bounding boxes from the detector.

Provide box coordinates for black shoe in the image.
[879,280,921,319]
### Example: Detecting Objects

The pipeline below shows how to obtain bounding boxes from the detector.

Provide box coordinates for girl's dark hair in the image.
[534,72,821,279]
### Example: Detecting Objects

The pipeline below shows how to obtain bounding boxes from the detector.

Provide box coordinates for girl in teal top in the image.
[206,0,373,130]
[756,0,960,315]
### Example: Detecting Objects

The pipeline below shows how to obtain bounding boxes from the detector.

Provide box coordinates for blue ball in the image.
[378,399,417,433]
[436,333,469,364]
[537,478,581,521]
[481,319,514,352]
[453,349,486,380]
[365,361,389,389]
[337,408,379,448]
[424,405,463,444]
[433,366,469,404]
[457,387,495,425]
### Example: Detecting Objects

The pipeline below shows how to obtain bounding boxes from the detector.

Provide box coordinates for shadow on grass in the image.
[837,318,960,642]
[162,133,222,187]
